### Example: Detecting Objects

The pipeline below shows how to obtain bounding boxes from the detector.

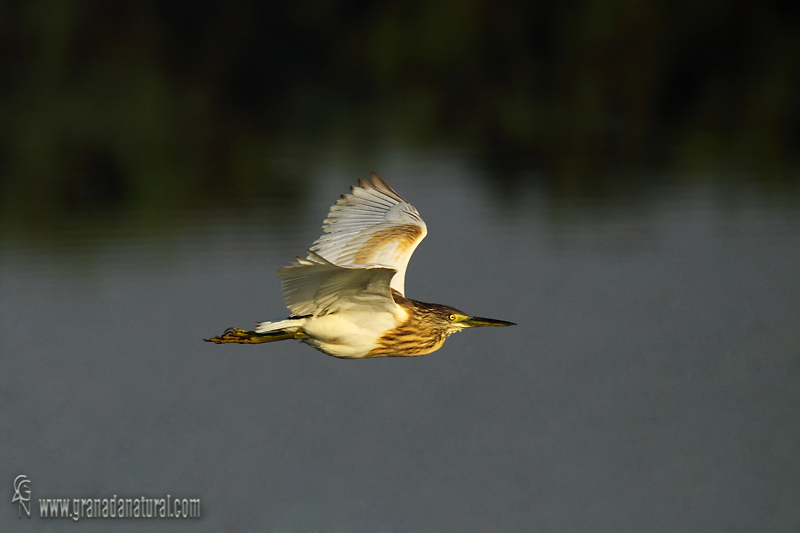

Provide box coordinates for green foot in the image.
[204,327,300,344]
[204,327,264,344]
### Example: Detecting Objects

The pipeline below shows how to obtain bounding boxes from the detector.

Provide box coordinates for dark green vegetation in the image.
[1,0,798,243]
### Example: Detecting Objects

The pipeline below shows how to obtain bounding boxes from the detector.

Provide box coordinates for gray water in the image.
[2,160,799,531]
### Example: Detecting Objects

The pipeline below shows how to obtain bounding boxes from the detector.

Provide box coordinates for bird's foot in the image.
[204,327,264,344]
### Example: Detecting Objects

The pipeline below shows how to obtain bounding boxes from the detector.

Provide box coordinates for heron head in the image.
[430,305,516,336]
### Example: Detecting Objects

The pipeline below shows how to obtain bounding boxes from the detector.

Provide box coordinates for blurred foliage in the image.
[0,0,799,240]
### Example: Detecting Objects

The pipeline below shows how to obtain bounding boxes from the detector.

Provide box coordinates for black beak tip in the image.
[467,316,517,327]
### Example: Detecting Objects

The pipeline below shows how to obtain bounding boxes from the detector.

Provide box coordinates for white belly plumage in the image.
[256,307,407,359]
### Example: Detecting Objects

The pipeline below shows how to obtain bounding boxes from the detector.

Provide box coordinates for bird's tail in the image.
[254,318,307,333]
[204,327,307,344]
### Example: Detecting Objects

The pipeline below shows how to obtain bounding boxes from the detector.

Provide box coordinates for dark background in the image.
[1,0,798,232]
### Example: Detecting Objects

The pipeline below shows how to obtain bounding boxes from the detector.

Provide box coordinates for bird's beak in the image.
[463,316,516,328]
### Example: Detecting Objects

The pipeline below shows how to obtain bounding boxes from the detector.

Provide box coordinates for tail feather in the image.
[255,317,307,333]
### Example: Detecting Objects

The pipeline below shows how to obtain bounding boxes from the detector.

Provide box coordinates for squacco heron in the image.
[205,173,515,357]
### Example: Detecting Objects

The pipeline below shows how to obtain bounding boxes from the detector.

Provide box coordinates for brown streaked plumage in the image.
[364,291,452,357]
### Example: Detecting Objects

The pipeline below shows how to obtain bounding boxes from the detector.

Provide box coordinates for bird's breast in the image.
[300,308,406,359]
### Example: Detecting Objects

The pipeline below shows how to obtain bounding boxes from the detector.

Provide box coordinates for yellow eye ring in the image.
[448,314,456,321]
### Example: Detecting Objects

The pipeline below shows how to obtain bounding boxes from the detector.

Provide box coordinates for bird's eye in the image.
[448,314,456,321]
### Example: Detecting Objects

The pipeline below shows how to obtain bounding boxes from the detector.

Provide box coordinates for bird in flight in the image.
[205,173,515,358]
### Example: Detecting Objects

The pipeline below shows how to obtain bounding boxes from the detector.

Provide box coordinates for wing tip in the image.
[369,171,403,200]
[341,171,404,203]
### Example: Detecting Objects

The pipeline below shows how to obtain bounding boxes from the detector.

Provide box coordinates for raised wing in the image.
[278,251,397,318]
[308,172,427,296]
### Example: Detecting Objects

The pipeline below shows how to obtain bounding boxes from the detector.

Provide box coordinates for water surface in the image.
[2,160,799,531]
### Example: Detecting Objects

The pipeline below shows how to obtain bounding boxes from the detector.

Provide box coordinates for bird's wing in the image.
[278,251,398,317]
[308,172,427,296]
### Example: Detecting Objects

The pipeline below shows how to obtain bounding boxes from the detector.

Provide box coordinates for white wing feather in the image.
[278,251,398,318]
[308,173,427,296]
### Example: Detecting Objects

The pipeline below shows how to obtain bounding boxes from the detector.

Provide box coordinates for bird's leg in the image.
[204,327,297,344]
